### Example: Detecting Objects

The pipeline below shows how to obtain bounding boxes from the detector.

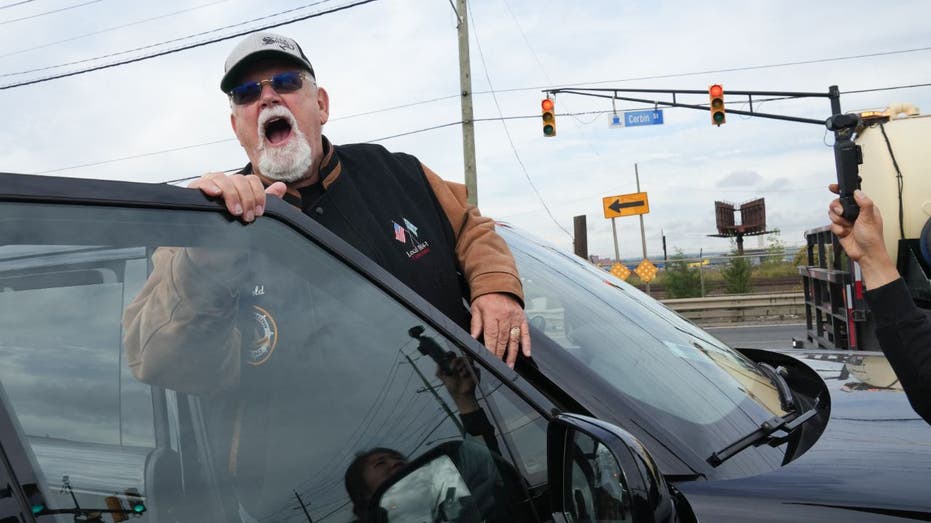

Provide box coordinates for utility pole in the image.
[635,163,649,294]
[455,0,478,205]
[403,351,464,434]
[294,491,313,522]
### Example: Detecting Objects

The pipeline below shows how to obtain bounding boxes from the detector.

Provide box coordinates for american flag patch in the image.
[393,222,406,243]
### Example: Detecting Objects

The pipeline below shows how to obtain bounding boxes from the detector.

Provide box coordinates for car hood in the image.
[675,349,931,522]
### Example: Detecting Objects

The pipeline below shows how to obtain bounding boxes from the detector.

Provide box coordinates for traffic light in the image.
[541,97,556,137]
[709,84,725,126]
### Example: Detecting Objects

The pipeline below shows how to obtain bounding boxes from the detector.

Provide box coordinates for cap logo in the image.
[262,36,296,52]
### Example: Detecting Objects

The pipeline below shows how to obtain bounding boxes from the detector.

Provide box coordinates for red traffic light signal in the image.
[709,84,725,126]
[541,97,556,137]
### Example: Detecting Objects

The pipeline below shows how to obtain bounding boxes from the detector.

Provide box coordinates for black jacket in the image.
[866,278,931,424]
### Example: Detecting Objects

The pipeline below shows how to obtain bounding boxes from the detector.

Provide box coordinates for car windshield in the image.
[500,225,789,472]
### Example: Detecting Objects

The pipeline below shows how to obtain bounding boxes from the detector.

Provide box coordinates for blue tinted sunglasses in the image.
[228,71,311,105]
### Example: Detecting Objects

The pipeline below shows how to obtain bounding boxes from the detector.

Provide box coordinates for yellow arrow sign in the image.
[603,192,650,219]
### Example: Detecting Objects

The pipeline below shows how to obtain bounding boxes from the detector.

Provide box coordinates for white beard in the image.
[255,105,314,183]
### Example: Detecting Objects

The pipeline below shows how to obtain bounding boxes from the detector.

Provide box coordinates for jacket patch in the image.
[392,218,431,260]
[248,305,278,366]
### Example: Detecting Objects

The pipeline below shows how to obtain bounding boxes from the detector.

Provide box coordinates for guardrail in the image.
[661,292,804,325]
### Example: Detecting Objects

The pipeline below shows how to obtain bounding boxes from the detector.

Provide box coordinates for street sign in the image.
[610,262,630,281]
[602,192,650,219]
[634,259,658,283]
[610,110,664,128]
[625,109,664,127]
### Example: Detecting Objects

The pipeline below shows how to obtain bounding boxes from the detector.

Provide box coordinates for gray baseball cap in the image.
[220,31,315,92]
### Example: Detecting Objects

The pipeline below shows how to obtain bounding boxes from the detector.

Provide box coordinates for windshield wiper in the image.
[707,398,820,467]
[758,362,797,412]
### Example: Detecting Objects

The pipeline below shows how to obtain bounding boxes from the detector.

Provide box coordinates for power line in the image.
[0,0,379,90]
[468,2,573,241]
[316,46,931,119]
[0,0,100,26]
[25,81,931,177]
[0,0,336,78]
[0,0,34,11]
[0,0,234,60]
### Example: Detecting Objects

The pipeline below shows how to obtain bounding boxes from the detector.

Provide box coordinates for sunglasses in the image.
[228,71,311,105]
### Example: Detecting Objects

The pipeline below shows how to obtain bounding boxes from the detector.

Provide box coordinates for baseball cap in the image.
[220,31,315,92]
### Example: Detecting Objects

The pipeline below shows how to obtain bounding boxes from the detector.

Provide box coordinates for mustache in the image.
[257,105,297,138]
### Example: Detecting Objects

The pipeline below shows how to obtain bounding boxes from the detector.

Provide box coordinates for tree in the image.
[722,248,753,294]
[663,250,702,298]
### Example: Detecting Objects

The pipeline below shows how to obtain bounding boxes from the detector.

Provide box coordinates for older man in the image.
[129,31,529,367]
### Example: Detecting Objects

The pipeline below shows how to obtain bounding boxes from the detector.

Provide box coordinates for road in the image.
[704,323,808,350]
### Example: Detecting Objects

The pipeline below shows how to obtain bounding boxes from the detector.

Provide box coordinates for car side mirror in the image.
[548,413,678,523]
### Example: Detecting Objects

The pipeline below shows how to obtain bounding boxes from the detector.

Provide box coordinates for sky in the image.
[1,0,929,260]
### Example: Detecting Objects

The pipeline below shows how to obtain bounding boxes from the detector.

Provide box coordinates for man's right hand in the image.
[189,172,287,222]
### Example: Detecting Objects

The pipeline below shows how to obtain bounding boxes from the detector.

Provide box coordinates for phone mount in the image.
[408,326,455,375]
[826,113,863,221]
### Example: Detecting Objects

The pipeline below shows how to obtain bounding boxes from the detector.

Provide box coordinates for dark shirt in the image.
[865,278,931,424]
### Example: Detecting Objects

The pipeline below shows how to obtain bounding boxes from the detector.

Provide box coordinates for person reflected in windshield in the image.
[828,186,931,424]
[343,357,514,522]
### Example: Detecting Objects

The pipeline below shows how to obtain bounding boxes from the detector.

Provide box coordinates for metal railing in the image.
[661,292,805,325]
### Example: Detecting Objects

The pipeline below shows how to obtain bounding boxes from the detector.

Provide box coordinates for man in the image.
[828,185,931,424]
[129,31,529,367]
[121,31,531,519]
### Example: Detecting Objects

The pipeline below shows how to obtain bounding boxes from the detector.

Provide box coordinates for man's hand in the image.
[470,293,530,369]
[189,172,287,222]
[828,184,899,289]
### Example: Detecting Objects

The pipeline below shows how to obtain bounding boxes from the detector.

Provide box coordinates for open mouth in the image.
[263,117,293,146]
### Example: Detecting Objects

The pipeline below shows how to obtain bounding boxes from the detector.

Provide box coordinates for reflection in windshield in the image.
[0,204,552,523]
[503,227,788,472]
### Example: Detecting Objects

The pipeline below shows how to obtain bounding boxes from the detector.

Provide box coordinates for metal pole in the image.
[294,491,314,522]
[403,352,464,434]
[456,0,478,205]
[635,163,650,294]
[611,217,620,263]
[573,215,588,259]
[699,248,705,297]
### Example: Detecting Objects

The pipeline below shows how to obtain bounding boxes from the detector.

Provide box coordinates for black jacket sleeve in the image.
[460,409,501,454]
[865,278,931,424]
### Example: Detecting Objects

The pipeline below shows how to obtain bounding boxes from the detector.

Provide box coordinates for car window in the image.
[0,202,553,523]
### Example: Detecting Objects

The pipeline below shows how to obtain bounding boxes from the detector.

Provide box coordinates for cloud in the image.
[716,170,764,187]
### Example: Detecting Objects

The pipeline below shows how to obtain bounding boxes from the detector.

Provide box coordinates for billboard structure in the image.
[709,197,769,254]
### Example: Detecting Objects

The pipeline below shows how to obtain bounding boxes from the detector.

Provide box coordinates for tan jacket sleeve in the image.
[122,247,243,395]
[421,164,524,306]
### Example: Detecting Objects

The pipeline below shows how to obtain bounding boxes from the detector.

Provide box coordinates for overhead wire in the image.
[0,0,234,60]
[0,0,337,78]
[0,0,99,25]
[467,3,573,240]
[0,0,34,10]
[0,0,379,90]
[20,79,931,179]
[29,81,931,179]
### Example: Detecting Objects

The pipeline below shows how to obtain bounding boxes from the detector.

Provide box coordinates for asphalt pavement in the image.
[704,323,808,350]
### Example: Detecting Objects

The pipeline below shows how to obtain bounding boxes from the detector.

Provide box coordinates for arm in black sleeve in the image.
[459,408,501,454]
[866,278,931,424]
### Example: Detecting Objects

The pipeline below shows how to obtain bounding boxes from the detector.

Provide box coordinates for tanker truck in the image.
[799,104,931,350]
